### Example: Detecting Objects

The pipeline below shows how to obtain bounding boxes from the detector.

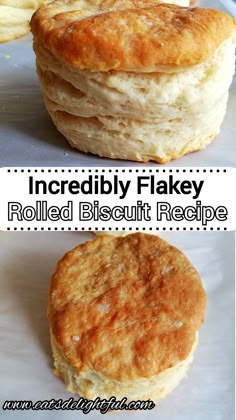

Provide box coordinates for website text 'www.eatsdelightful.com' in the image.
[2,397,155,414]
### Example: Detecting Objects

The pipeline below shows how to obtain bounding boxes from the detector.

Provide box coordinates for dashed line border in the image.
[6,168,227,173]
[6,227,228,231]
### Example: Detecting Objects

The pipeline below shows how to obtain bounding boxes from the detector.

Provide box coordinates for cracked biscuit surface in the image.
[49,233,206,400]
[31,1,235,70]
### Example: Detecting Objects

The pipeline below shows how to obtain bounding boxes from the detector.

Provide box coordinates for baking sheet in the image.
[0,231,234,420]
[0,0,235,167]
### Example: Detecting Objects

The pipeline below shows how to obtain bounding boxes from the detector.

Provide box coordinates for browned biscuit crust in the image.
[31,0,235,71]
[49,233,206,382]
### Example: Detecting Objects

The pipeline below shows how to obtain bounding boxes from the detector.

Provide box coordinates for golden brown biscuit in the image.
[49,233,206,400]
[31,1,236,163]
[31,2,234,70]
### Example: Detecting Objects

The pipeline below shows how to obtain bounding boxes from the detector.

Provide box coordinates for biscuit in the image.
[94,231,131,237]
[48,233,206,400]
[0,6,33,43]
[0,0,49,43]
[32,1,236,162]
[0,1,45,7]
[94,231,159,237]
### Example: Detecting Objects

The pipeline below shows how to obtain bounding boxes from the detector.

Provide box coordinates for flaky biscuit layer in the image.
[0,0,50,43]
[35,38,235,163]
[0,6,33,42]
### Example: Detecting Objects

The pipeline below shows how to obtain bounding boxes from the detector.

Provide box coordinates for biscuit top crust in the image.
[31,0,235,71]
[49,233,206,381]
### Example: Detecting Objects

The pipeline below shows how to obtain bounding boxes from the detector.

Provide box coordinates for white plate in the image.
[0,231,234,420]
[0,0,235,167]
